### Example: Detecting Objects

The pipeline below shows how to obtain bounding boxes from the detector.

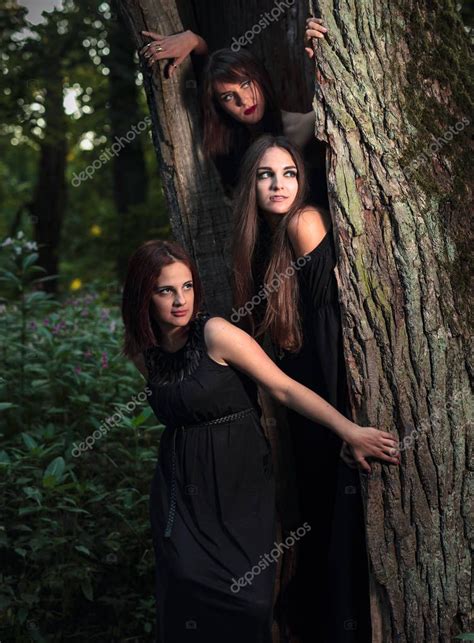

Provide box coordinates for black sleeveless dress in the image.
[276,231,371,642]
[143,313,276,643]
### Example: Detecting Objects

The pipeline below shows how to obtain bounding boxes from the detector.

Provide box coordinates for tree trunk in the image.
[30,71,67,293]
[108,0,149,280]
[309,0,473,640]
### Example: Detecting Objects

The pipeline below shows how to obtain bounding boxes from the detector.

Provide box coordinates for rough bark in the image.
[309,0,473,641]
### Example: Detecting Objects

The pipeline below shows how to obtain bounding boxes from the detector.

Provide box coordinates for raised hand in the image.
[140,30,199,76]
[304,17,328,59]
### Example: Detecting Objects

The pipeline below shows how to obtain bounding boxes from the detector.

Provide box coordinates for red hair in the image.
[121,240,203,358]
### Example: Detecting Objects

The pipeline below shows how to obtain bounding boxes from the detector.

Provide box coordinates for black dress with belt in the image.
[276,231,371,642]
[143,313,276,643]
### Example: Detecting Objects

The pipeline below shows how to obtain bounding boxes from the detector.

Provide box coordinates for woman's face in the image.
[214,77,265,125]
[256,147,299,216]
[151,261,194,328]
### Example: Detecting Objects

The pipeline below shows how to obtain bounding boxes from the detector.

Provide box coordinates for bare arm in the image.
[205,318,400,473]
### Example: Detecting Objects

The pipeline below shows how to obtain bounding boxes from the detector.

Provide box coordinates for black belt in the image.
[164,408,256,538]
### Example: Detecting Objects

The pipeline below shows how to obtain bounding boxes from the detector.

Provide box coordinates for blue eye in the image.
[257,171,272,180]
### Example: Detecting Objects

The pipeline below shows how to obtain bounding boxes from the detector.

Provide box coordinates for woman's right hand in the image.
[140,30,199,76]
[346,424,400,474]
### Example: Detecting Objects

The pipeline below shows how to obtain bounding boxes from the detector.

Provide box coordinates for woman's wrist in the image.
[185,30,199,52]
[333,417,357,443]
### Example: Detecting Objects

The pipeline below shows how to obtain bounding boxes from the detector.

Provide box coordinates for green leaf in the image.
[132,407,153,428]
[75,545,92,557]
[21,433,38,450]
[455,635,474,641]
[81,577,94,601]
[0,450,11,465]
[43,456,65,481]
[0,402,16,411]
[22,253,39,270]
[14,547,27,558]
[22,487,42,505]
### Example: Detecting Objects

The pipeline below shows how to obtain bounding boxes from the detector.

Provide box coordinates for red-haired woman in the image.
[231,134,380,642]
[139,19,329,202]
[122,239,399,643]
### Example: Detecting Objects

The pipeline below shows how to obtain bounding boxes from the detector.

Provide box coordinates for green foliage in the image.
[0,0,170,292]
[0,235,162,641]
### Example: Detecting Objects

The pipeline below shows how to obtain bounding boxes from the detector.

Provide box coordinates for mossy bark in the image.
[309,0,473,640]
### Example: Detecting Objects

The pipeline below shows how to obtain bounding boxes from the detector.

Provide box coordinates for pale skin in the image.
[256,145,363,467]
[139,18,328,148]
[133,262,400,474]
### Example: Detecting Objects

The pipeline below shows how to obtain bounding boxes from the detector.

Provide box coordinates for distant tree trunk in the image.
[310,0,473,640]
[30,71,67,293]
[109,0,149,279]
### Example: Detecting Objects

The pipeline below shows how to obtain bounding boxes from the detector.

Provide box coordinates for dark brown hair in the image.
[201,48,283,159]
[122,240,203,358]
[231,135,309,352]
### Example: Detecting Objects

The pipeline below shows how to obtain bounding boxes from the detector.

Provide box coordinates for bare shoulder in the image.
[286,205,332,256]
[203,316,240,365]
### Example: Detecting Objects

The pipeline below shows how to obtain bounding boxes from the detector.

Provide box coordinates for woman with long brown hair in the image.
[139,19,329,201]
[122,239,399,643]
[231,134,375,642]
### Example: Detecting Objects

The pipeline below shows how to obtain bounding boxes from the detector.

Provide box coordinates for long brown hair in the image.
[231,135,310,352]
[201,48,283,159]
[122,240,203,358]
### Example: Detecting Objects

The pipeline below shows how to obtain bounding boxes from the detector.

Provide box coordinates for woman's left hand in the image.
[304,17,328,58]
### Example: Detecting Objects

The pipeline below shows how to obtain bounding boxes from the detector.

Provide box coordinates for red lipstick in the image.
[244,105,257,116]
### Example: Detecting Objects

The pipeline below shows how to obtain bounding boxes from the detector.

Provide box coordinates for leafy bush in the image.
[0,233,162,641]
